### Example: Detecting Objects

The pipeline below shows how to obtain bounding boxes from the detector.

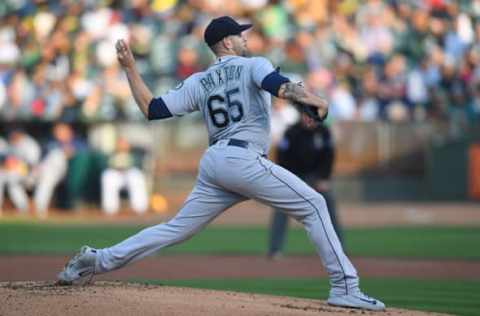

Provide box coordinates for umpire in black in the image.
[267,112,343,258]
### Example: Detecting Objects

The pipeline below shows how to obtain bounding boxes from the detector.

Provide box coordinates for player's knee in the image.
[294,193,326,220]
[307,193,329,216]
[314,192,328,209]
[298,194,329,225]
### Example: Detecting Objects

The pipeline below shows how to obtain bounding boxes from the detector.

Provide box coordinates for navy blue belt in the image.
[213,139,267,158]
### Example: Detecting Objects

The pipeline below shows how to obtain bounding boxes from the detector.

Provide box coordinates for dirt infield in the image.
[0,281,447,316]
[2,255,479,282]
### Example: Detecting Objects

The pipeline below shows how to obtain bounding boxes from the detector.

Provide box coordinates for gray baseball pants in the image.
[96,140,359,295]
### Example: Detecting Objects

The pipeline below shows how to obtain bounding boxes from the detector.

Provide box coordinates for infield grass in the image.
[1,222,480,259]
[151,278,480,316]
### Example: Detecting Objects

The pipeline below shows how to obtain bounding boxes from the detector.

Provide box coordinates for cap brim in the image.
[238,24,252,33]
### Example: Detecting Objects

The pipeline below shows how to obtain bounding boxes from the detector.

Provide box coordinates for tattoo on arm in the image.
[279,81,327,111]
[279,82,308,103]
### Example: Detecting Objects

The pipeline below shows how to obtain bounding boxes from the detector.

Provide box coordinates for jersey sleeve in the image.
[251,57,276,88]
[251,57,290,97]
[158,75,200,117]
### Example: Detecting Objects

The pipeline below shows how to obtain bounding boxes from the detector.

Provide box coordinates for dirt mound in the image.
[0,281,446,316]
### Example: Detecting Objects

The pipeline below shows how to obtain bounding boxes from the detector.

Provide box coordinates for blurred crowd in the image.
[0,0,479,127]
[0,124,81,217]
[0,125,149,217]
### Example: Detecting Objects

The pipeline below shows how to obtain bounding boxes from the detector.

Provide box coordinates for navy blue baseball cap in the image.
[204,16,252,47]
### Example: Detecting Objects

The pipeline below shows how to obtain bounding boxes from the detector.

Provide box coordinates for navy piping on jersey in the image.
[148,97,173,120]
[261,71,290,97]
[256,157,349,295]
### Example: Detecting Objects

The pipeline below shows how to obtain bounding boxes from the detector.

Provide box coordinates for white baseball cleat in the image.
[57,246,97,285]
[327,291,386,311]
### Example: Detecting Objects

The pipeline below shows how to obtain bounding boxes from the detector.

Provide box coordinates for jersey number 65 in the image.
[207,87,244,128]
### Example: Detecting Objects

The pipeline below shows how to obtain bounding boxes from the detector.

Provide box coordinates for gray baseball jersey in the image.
[161,55,274,154]
[95,55,360,297]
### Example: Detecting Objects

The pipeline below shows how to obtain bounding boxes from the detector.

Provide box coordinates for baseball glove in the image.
[299,103,328,123]
[291,82,328,124]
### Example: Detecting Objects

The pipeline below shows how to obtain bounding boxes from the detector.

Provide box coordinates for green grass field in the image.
[2,222,479,315]
[1,222,480,259]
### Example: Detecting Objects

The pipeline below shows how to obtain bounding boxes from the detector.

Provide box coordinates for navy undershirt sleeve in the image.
[148,97,173,120]
[261,71,290,97]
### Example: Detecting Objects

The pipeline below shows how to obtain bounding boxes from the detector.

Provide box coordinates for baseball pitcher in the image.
[58,16,385,311]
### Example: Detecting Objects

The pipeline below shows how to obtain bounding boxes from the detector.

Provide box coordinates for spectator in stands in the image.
[0,130,40,215]
[101,137,148,216]
[33,123,87,217]
[0,0,478,129]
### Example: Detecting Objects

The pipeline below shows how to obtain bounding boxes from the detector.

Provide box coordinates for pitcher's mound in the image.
[0,281,445,316]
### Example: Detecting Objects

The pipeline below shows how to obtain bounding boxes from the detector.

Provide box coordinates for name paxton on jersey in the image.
[200,64,244,93]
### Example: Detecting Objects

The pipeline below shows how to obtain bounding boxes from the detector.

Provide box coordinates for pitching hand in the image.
[116,39,135,69]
